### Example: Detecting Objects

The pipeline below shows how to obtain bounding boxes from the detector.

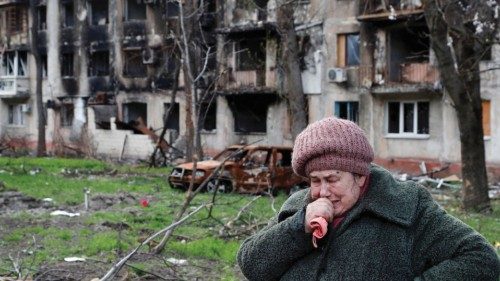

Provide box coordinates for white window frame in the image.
[1,51,28,78]
[385,101,430,139]
[8,104,25,126]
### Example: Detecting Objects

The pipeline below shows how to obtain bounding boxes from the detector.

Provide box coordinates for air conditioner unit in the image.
[21,104,31,113]
[142,49,156,65]
[327,67,347,83]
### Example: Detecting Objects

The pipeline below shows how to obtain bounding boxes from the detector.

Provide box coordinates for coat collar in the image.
[360,164,419,227]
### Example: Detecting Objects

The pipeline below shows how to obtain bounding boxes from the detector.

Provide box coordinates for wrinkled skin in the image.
[305,170,366,233]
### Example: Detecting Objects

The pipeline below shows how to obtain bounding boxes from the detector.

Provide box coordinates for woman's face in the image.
[309,170,366,216]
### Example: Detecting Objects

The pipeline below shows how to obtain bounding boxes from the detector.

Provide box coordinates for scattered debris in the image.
[64,257,86,262]
[0,191,54,215]
[166,258,188,266]
[50,210,81,217]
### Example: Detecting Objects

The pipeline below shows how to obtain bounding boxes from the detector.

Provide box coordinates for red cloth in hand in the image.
[309,217,328,248]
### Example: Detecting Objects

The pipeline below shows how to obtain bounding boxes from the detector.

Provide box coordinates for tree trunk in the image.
[424,0,491,212]
[276,0,308,140]
[30,0,46,156]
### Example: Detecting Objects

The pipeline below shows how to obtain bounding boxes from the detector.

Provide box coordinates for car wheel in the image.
[206,179,233,193]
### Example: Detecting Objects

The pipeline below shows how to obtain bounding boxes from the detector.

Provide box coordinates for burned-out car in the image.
[167,145,307,194]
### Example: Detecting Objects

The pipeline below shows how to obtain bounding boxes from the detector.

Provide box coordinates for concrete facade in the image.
[0,0,499,180]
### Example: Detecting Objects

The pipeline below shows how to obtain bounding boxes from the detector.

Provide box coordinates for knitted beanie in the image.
[292,117,374,177]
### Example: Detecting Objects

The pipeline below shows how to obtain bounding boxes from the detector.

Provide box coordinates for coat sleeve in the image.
[237,191,315,281]
[412,188,500,281]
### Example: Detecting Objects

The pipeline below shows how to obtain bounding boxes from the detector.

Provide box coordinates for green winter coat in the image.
[237,165,500,280]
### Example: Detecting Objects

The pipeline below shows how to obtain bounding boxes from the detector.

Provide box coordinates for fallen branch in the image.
[100,203,210,281]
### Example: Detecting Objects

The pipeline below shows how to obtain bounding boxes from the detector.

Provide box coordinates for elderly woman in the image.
[237,117,499,280]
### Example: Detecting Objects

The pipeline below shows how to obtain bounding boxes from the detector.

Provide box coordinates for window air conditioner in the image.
[328,67,347,83]
[142,49,156,65]
[21,104,31,113]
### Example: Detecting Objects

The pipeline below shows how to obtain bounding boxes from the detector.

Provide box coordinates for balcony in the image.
[371,62,440,94]
[358,0,423,21]
[0,77,29,98]
[123,21,147,49]
[0,0,27,6]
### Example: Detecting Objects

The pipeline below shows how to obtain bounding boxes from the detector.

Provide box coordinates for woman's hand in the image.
[305,198,334,233]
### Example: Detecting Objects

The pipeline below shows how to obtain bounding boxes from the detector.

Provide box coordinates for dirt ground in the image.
[0,190,243,281]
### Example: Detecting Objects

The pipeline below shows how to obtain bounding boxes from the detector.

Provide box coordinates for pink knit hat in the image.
[292,117,374,177]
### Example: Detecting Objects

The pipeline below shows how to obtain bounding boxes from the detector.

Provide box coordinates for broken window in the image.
[38,5,47,30]
[337,33,360,67]
[123,51,147,77]
[235,38,266,71]
[166,2,180,18]
[41,55,48,77]
[61,103,74,127]
[164,103,180,131]
[1,51,28,77]
[90,0,109,26]
[126,0,147,21]
[61,53,74,77]
[123,102,147,125]
[8,104,24,125]
[275,150,292,167]
[245,149,269,167]
[6,7,27,34]
[227,95,275,133]
[93,104,116,130]
[389,26,430,81]
[482,100,491,137]
[198,102,216,131]
[89,51,110,76]
[334,101,359,123]
[63,2,74,28]
[387,101,429,135]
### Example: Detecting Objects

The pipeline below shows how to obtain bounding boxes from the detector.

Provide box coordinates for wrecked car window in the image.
[214,149,247,162]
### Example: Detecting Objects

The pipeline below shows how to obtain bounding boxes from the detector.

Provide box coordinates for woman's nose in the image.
[319,181,331,198]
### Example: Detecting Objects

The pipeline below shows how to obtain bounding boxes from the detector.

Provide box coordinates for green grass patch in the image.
[170,237,240,265]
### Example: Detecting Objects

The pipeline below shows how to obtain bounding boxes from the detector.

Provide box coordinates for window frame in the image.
[334,101,359,123]
[8,104,25,126]
[337,33,360,67]
[385,101,430,139]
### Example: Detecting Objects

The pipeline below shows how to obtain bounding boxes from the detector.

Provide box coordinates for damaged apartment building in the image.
[1,0,499,179]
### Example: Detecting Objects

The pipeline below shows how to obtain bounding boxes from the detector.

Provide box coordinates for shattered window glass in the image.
[387,101,430,135]
[346,34,360,66]
[388,102,400,134]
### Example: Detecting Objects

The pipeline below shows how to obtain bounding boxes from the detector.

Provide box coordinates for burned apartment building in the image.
[1,0,499,179]
[313,0,500,178]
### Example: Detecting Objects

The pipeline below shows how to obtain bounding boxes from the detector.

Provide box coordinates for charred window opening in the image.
[6,6,27,34]
[41,55,48,77]
[198,101,216,131]
[245,149,269,167]
[227,95,276,133]
[235,38,266,71]
[123,102,147,126]
[337,33,360,67]
[335,101,359,123]
[389,25,429,81]
[93,104,117,130]
[38,5,47,30]
[90,0,109,26]
[63,2,74,28]
[163,103,180,131]
[235,0,268,20]
[61,103,74,127]
[123,51,147,77]
[126,0,147,21]
[61,53,74,77]
[89,51,110,76]
[166,2,180,18]
[1,51,28,77]
[8,104,25,125]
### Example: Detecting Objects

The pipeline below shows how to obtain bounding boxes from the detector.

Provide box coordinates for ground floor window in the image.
[387,101,429,136]
[227,95,275,134]
[61,103,74,127]
[8,104,24,125]
[123,102,147,125]
[199,102,216,132]
[164,103,180,131]
[334,101,358,123]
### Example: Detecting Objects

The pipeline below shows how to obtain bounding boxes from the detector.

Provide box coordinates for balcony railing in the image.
[0,0,27,6]
[400,62,439,83]
[0,77,29,96]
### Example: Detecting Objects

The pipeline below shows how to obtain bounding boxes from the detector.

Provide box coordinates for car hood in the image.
[176,160,224,171]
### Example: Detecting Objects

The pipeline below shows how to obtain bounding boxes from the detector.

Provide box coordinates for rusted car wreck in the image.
[168,145,307,194]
